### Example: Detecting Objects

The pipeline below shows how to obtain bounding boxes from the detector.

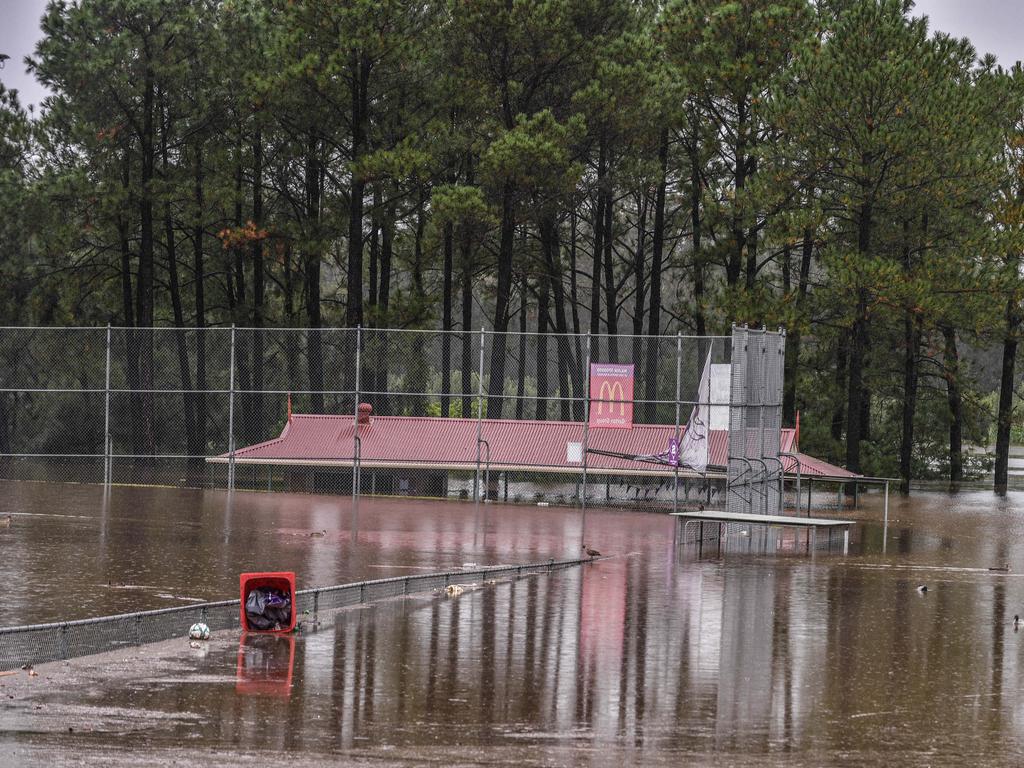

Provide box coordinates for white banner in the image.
[680,348,714,473]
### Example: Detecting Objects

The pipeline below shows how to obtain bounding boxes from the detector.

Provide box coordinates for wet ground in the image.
[3,482,1024,765]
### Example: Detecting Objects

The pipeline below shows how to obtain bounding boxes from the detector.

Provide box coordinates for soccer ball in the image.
[188,622,211,641]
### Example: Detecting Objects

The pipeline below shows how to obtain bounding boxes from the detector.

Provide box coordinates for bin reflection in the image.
[236,632,295,697]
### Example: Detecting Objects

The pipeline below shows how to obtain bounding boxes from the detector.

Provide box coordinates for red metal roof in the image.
[781,452,860,480]
[217,414,860,478]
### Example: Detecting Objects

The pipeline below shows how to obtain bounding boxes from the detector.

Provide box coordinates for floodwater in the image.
[2,483,1024,765]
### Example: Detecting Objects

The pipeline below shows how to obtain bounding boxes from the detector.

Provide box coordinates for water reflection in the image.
[236,634,295,697]
[153,542,1015,763]
[7,485,1024,763]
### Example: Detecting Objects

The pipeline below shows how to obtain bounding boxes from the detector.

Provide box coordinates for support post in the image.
[227,324,237,491]
[103,324,112,486]
[883,479,890,554]
[673,333,683,514]
[581,332,592,512]
[474,327,485,502]
[353,325,362,502]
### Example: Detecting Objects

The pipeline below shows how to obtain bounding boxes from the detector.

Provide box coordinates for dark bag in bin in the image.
[245,588,292,631]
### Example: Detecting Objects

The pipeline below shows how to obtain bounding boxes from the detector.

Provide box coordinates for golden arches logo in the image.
[597,380,626,416]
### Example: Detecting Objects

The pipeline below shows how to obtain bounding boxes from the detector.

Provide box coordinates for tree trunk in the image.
[783,230,812,424]
[898,312,921,494]
[602,179,617,362]
[941,324,963,490]
[536,255,549,421]
[727,103,746,287]
[230,131,251,435]
[192,143,206,467]
[744,158,758,291]
[486,180,516,418]
[250,130,265,442]
[282,244,299,396]
[688,137,705,336]
[441,222,454,417]
[377,202,394,415]
[832,335,847,442]
[460,223,473,419]
[137,57,156,465]
[346,51,369,328]
[119,149,135,329]
[995,294,1019,494]
[304,138,323,414]
[845,201,872,473]
[369,187,380,316]
[569,203,584,416]
[589,141,606,349]
[159,103,197,473]
[410,192,427,416]
[539,216,573,421]
[646,130,668,423]
[632,192,647,419]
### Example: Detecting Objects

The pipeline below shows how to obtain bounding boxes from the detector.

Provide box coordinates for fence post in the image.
[673,332,683,514]
[353,325,361,502]
[581,332,592,511]
[227,324,236,492]
[103,323,112,486]
[475,327,485,502]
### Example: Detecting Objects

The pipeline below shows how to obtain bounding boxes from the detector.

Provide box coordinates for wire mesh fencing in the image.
[0,556,591,672]
[0,325,794,511]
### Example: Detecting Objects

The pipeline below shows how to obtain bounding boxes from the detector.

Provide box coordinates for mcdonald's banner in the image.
[589,363,634,429]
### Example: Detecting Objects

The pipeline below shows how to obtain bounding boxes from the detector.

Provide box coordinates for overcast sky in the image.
[1,0,1024,111]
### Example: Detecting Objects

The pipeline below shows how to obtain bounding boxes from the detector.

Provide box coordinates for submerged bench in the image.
[671,510,854,555]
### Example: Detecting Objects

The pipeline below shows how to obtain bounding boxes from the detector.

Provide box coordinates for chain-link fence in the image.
[0,326,788,510]
[0,556,590,672]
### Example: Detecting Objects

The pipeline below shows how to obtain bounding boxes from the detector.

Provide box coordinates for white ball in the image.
[188,622,211,640]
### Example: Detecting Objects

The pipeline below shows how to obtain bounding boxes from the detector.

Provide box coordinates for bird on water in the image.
[309,529,326,538]
[1014,615,1021,631]
[916,584,928,594]
[583,544,601,559]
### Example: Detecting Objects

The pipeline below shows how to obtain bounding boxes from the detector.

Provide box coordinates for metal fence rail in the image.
[0,556,591,672]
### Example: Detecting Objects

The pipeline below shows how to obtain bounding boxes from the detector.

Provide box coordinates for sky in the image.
[1,0,1024,111]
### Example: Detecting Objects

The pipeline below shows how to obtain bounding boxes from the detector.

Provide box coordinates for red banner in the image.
[589,363,634,429]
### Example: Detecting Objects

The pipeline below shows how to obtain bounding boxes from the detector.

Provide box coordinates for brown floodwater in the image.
[2,482,1024,766]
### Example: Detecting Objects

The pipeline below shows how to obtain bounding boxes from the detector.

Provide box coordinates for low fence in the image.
[0,556,590,672]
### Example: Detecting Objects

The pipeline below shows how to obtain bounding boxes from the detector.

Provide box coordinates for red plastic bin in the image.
[239,571,296,634]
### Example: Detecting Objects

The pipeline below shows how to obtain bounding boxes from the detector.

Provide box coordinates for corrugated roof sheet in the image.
[221,414,863,478]
[781,452,860,480]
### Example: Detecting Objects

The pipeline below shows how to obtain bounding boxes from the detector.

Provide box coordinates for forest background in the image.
[3,0,1024,493]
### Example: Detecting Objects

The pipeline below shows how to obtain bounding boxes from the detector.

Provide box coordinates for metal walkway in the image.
[672,510,853,554]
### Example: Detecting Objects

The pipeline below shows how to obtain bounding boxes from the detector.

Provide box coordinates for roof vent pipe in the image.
[357,403,373,425]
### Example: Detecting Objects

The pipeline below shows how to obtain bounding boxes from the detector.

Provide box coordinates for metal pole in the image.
[780,452,802,516]
[581,332,592,512]
[103,324,112,486]
[883,480,890,554]
[673,333,683,514]
[475,327,485,502]
[227,324,236,492]
[353,325,361,502]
